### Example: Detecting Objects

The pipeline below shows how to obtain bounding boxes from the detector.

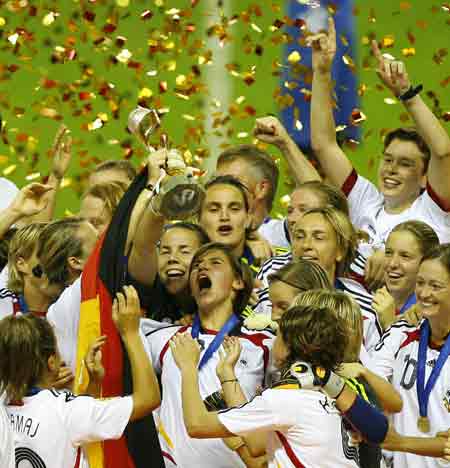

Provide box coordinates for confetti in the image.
[287,51,301,64]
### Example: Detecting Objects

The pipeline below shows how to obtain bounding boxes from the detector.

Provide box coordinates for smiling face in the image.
[199,184,249,255]
[269,280,301,323]
[292,212,343,282]
[377,138,426,212]
[385,230,423,303]
[416,259,450,323]
[189,249,243,313]
[158,227,203,295]
[287,187,324,237]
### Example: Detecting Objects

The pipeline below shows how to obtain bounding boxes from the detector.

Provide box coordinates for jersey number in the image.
[399,354,418,390]
[15,446,46,468]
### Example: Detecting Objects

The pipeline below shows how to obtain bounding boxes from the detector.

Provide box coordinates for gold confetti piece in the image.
[42,11,57,26]
[175,74,187,86]
[402,48,416,57]
[116,0,130,6]
[146,70,158,76]
[342,55,356,71]
[98,113,108,122]
[0,17,5,27]
[116,49,132,63]
[88,118,104,130]
[60,178,72,189]
[287,50,301,64]
[8,33,19,45]
[3,165,16,176]
[382,52,396,61]
[251,23,262,33]
[280,194,291,208]
[382,35,395,48]
[0,155,8,164]
[182,114,195,121]
[175,93,189,100]
[237,132,248,138]
[384,98,397,105]
[25,172,41,181]
[295,120,303,131]
[236,96,246,104]
[139,88,153,98]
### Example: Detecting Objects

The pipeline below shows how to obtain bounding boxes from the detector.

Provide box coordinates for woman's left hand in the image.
[337,362,365,380]
[170,333,201,370]
[372,286,396,330]
[217,336,242,381]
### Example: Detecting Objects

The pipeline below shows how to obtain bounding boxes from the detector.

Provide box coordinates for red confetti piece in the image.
[83,10,96,22]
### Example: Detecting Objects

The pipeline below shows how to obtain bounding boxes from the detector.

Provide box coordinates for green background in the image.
[0,0,448,217]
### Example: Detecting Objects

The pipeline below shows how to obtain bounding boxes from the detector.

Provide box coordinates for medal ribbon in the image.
[416,319,450,419]
[191,313,240,370]
[398,293,416,315]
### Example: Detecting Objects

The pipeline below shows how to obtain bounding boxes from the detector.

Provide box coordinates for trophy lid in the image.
[127,106,160,135]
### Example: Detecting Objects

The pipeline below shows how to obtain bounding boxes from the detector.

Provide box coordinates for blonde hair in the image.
[82,181,128,222]
[295,207,357,277]
[293,289,363,362]
[7,223,47,293]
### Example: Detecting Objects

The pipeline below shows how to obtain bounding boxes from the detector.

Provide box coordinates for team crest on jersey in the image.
[443,389,450,413]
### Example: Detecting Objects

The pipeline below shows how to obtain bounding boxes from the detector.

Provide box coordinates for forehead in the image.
[80,194,105,215]
[89,169,130,187]
[384,139,426,162]
[296,212,333,232]
[418,258,450,280]
[160,227,201,247]
[217,159,251,176]
[269,280,300,298]
[291,187,323,206]
[204,184,246,203]
[386,230,421,253]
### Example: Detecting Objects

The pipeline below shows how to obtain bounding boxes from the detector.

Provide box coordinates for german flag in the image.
[74,167,164,468]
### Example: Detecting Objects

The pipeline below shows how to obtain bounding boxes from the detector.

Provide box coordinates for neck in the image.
[232,239,245,259]
[198,302,234,331]
[429,318,450,346]
[23,282,51,313]
[384,194,418,214]
[250,203,268,231]
[328,264,337,285]
[391,289,414,311]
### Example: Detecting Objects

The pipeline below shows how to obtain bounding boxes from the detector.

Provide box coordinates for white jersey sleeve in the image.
[369,319,416,379]
[258,218,290,249]
[0,178,19,212]
[56,392,133,447]
[46,278,82,373]
[1,395,15,468]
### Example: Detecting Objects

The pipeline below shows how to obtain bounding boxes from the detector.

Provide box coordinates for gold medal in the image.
[417,416,430,433]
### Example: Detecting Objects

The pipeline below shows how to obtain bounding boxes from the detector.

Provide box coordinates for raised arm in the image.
[112,285,161,420]
[310,17,353,187]
[372,40,450,206]
[0,183,53,238]
[254,116,321,186]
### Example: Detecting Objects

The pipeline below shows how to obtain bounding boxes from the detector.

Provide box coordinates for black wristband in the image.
[398,84,423,102]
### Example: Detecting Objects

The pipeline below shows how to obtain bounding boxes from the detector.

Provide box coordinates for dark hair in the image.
[202,175,250,212]
[268,260,332,292]
[217,144,279,211]
[383,127,430,173]
[279,304,348,372]
[297,181,349,216]
[0,315,57,401]
[162,222,210,246]
[37,217,87,285]
[390,221,439,257]
[189,242,253,314]
[420,243,450,275]
[93,160,137,181]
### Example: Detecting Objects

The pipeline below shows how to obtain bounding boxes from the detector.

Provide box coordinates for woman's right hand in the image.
[216,336,242,381]
[112,285,142,338]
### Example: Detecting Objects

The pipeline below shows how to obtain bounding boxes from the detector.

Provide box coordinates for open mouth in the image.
[387,272,403,280]
[301,255,318,262]
[166,269,185,279]
[383,178,401,189]
[198,275,212,291]
[218,225,233,235]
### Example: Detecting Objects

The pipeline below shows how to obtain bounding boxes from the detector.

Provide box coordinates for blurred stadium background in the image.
[0,0,448,217]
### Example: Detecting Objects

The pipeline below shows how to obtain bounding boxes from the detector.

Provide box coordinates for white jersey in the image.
[46,278,82,373]
[344,172,450,248]
[141,319,273,468]
[0,178,19,212]
[258,217,290,248]
[370,320,450,468]
[0,266,15,320]
[254,254,381,352]
[218,387,359,468]
[6,389,132,468]
[1,395,14,468]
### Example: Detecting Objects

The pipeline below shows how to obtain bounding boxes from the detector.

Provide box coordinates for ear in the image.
[254,179,270,203]
[47,353,59,374]
[16,256,28,273]
[335,246,344,263]
[232,276,245,292]
[67,256,83,272]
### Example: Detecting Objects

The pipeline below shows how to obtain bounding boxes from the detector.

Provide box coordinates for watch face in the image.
[203,391,227,412]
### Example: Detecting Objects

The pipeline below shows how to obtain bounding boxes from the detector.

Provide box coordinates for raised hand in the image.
[254,116,290,149]
[51,364,74,389]
[50,124,72,181]
[84,335,107,384]
[372,286,396,330]
[216,336,242,382]
[170,332,201,370]
[112,285,143,338]
[306,17,336,74]
[371,40,411,97]
[9,183,54,218]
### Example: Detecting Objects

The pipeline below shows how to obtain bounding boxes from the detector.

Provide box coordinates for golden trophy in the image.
[128,106,204,220]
